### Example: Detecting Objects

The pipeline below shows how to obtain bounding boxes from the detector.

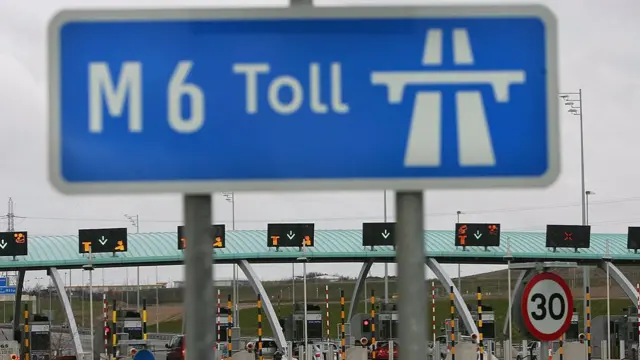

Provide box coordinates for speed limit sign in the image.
[521,271,574,341]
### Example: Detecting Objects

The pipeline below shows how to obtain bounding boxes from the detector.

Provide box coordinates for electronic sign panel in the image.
[455,223,501,248]
[627,227,640,252]
[78,227,128,253]
[545,224,590,250]
[362,222,395,247]
[0,231,28,256]
[177,224,225,250]
[267,223,314,248]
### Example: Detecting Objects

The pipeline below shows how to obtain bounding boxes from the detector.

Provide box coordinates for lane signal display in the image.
[177,224,225,250]
[362,222,395,247]
[0,231,28,256]
[267,223,314,248]
[455,223,501,249]
[545,224,590,251]
[78,228,128,254]
[627,226,640,252]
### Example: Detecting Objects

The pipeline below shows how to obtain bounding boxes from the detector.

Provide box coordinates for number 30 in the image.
[530,293,565,321]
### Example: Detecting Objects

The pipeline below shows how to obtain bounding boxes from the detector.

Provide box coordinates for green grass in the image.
[0,297,112,326]
[157,298,635,341]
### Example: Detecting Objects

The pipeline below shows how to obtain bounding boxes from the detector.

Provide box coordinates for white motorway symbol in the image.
[525,277,570,336]
[372,28,526,168]
[0,240,6,249]
[287,231,296,240]
[98,236,108,246]
[381,230,391,239]
[474,230,482,239]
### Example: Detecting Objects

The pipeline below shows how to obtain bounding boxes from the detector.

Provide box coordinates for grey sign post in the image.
[396,192,429,357]
[184,195,215,360]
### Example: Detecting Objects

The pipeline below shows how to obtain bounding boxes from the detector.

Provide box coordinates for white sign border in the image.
[48,5,559,194]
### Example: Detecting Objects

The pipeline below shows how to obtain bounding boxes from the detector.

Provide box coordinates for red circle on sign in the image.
[521,271,573,341]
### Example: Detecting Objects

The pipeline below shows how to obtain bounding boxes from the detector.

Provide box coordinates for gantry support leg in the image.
[12,271,25,342]
[49,267,84,358]
[237,260,288,356]
[347,259,374,322]
[426,258,479,336]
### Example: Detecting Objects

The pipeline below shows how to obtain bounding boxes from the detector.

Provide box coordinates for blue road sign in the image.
[48,6,559,194]
[0,278,7,287]
[133,349,155,360]
[0,287,17,295]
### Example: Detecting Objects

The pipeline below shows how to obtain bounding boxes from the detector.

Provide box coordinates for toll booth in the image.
[441,317,467,347]
[377,303,398,341]
[216,307,232,342]
[282,303,323,343]
[592,308,639,359]
[597,307,638,359]
[471,305,496,354]
[28,314,52,360]
[566,310,579,340]
[470,305,495,339]
[116,310,143,341]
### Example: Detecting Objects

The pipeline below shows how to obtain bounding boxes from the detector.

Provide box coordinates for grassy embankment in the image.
[155,298,634,341]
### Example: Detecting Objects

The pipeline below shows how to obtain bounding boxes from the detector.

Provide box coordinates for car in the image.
[165,335,185,360]
[312,342,340,360]
[375,342,399,360]
[246,337,279,358]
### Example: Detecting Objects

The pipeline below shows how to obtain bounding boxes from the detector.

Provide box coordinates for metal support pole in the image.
[383,190,389,304]
[507,260,513,360]
[155,266,160,333]
[540,341,549,360]
[303,260,308,352]
[607,262,611,360]
[89,249,95,360]
[395,191,428,360]
[577,89,590,337]
[184,194,215,360]
[292,263,296,308]
[456,211,462,293]
[136,267,140,311]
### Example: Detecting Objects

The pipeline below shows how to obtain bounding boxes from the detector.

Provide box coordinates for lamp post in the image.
[297,244,309,359]
[560,89,589,334]
[383,190,389,304]
[585,191,596,225]
[504,238,513,360]
[223,192,239,325]
[125,214,141,311]
[456,211,462,292]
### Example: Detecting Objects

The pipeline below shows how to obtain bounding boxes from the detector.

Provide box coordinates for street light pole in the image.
[383,190,389,304]
[223,192,239,325]
[456,211,462,292]
[585,191,595,225]
[125,214,141,311]
[297,244,309,359]
[560,89,589,334]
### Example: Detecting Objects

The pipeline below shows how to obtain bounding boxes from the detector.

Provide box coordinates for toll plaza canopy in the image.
[0,229,638,270]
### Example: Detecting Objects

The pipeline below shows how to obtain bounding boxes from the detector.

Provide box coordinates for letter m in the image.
[88,61,142,133]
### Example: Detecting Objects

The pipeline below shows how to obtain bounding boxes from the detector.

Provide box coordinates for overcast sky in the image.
[0,0,638,290]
